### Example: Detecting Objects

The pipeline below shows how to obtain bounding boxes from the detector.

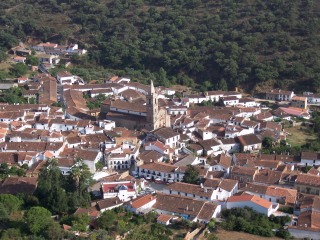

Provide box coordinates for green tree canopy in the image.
[183,165,199,184]
[0,194,23,215]
[262,136,274,149]
[0,87,27,104]
[97,210,117,230]
[10,63,28,77]
[26,55,40,66]
[35,159,69,214]
[26,206,52,235]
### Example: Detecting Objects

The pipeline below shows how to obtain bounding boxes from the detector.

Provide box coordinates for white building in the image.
[57,71,84,85]
[101,181,137,202]
[124,194,157,214]
[153,127,180,148]
[300,152,320,166]
[137,162,185,183]
[226,194,279,217]
[242,183,297,206]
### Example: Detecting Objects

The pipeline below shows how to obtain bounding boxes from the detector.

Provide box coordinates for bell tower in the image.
[146,80,158,129]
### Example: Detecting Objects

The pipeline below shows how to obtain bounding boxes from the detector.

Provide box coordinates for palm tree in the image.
[70,158,83,196]
[70,158,93,199]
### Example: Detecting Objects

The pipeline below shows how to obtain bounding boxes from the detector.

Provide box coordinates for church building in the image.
[102,81,171,131]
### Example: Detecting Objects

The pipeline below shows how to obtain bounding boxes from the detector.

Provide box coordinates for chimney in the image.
[186,205,189,211]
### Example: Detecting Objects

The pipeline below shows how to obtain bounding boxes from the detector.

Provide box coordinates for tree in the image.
[97,210,117,230]
[0,203,9,223]
[0,228,22,240]
[0,194,23,215]
[217,79,228,91]
[183,165,199,184]
[26,55,39,66]
[0,87,27,104]
[68,158,93,209]
[207,218,216,231]
[10,63,28,77]
[0,48,7,62]
[44,221,64,240]
[262,136,273,149]
[89,230,114,240]
[95,161,104,171]
[35,159,69,214]
[26,206,52,235]
[28,97,37,104]
[71,214,90,232]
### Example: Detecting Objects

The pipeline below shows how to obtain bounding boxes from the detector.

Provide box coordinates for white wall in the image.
[227,201,270,216]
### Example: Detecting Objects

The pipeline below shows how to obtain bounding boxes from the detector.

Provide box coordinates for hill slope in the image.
[1,0,320,92]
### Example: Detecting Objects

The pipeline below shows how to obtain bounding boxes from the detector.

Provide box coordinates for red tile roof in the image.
[130,194,156,209]
[102,182,135,193]
[227,194,272,209]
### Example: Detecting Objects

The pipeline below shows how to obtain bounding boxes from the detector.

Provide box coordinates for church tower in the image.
[146,80,158,130]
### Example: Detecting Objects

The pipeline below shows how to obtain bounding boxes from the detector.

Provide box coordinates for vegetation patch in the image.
[286,125,318,147]
[220,207,291,239]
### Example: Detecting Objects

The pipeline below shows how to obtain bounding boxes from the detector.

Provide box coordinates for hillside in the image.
[1,0,320,93]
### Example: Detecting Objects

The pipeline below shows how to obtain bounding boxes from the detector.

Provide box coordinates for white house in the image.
[101,181,137,202]
[57,71,84,85]
[153,127,180,148]
[203,178,238,202]
[98,120,116,130]
[208,154,232,177]
[226,194,279,217]
[167,106,188,115]
[137,162,185,183]
[153,193,221,223]
[106,153,132,170]
[238,98,260,107]
[13,56,26,63]
[237,134,262,152]
[186,94,207,104]
[242,183,297,206]
[220,96,239,106]
[220,138,240,154]
[300,152,320,166]
[163,182,214,201]
[144,140,170,156]
[124,194,157,214]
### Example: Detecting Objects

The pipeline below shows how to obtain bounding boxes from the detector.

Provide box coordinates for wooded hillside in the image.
[1,0,320,92]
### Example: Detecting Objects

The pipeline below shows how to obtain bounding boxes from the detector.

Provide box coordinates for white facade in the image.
[300,158,320,166]
[162,188,212,201]
[99,120,115,130]
[226,199,278,217]
[125,197,157,214]
[137,165,185,183]
[101,181,137,202]
[83,151,103,172]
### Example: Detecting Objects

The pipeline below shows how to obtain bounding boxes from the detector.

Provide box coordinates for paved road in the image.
[147,181,167,192]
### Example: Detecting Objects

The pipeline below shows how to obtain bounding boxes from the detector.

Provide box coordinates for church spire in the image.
[150,80,155,94]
